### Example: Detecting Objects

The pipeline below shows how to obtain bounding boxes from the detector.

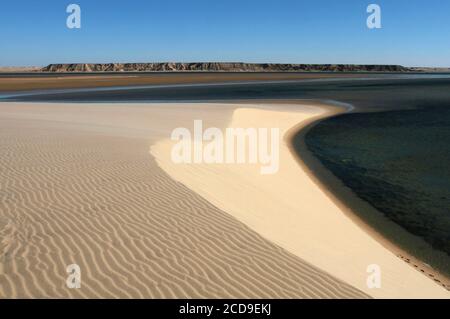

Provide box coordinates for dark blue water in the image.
[3,75,450,106]
[303,108,450,265]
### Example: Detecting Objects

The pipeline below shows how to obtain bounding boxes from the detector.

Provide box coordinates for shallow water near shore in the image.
[301,106,450,276]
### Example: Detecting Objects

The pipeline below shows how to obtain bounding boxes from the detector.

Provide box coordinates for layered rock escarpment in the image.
[41,62,411,73]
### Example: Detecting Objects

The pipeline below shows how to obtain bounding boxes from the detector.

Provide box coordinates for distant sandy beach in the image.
[0,101,448,298]
[0,72,374,93]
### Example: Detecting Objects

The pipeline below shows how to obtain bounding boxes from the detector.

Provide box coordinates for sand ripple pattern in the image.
[0,119,368,298]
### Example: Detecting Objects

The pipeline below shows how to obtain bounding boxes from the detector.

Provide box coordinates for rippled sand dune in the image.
[0,102,367,298]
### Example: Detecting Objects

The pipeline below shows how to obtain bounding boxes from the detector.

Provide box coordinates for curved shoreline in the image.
[151,102,449,298]
[288,101,450,290]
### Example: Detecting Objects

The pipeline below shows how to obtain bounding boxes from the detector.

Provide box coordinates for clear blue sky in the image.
[1,0,449,67]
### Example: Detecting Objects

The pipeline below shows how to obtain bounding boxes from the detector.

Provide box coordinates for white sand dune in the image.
[0,102,368,299]
[151,104,450,299]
